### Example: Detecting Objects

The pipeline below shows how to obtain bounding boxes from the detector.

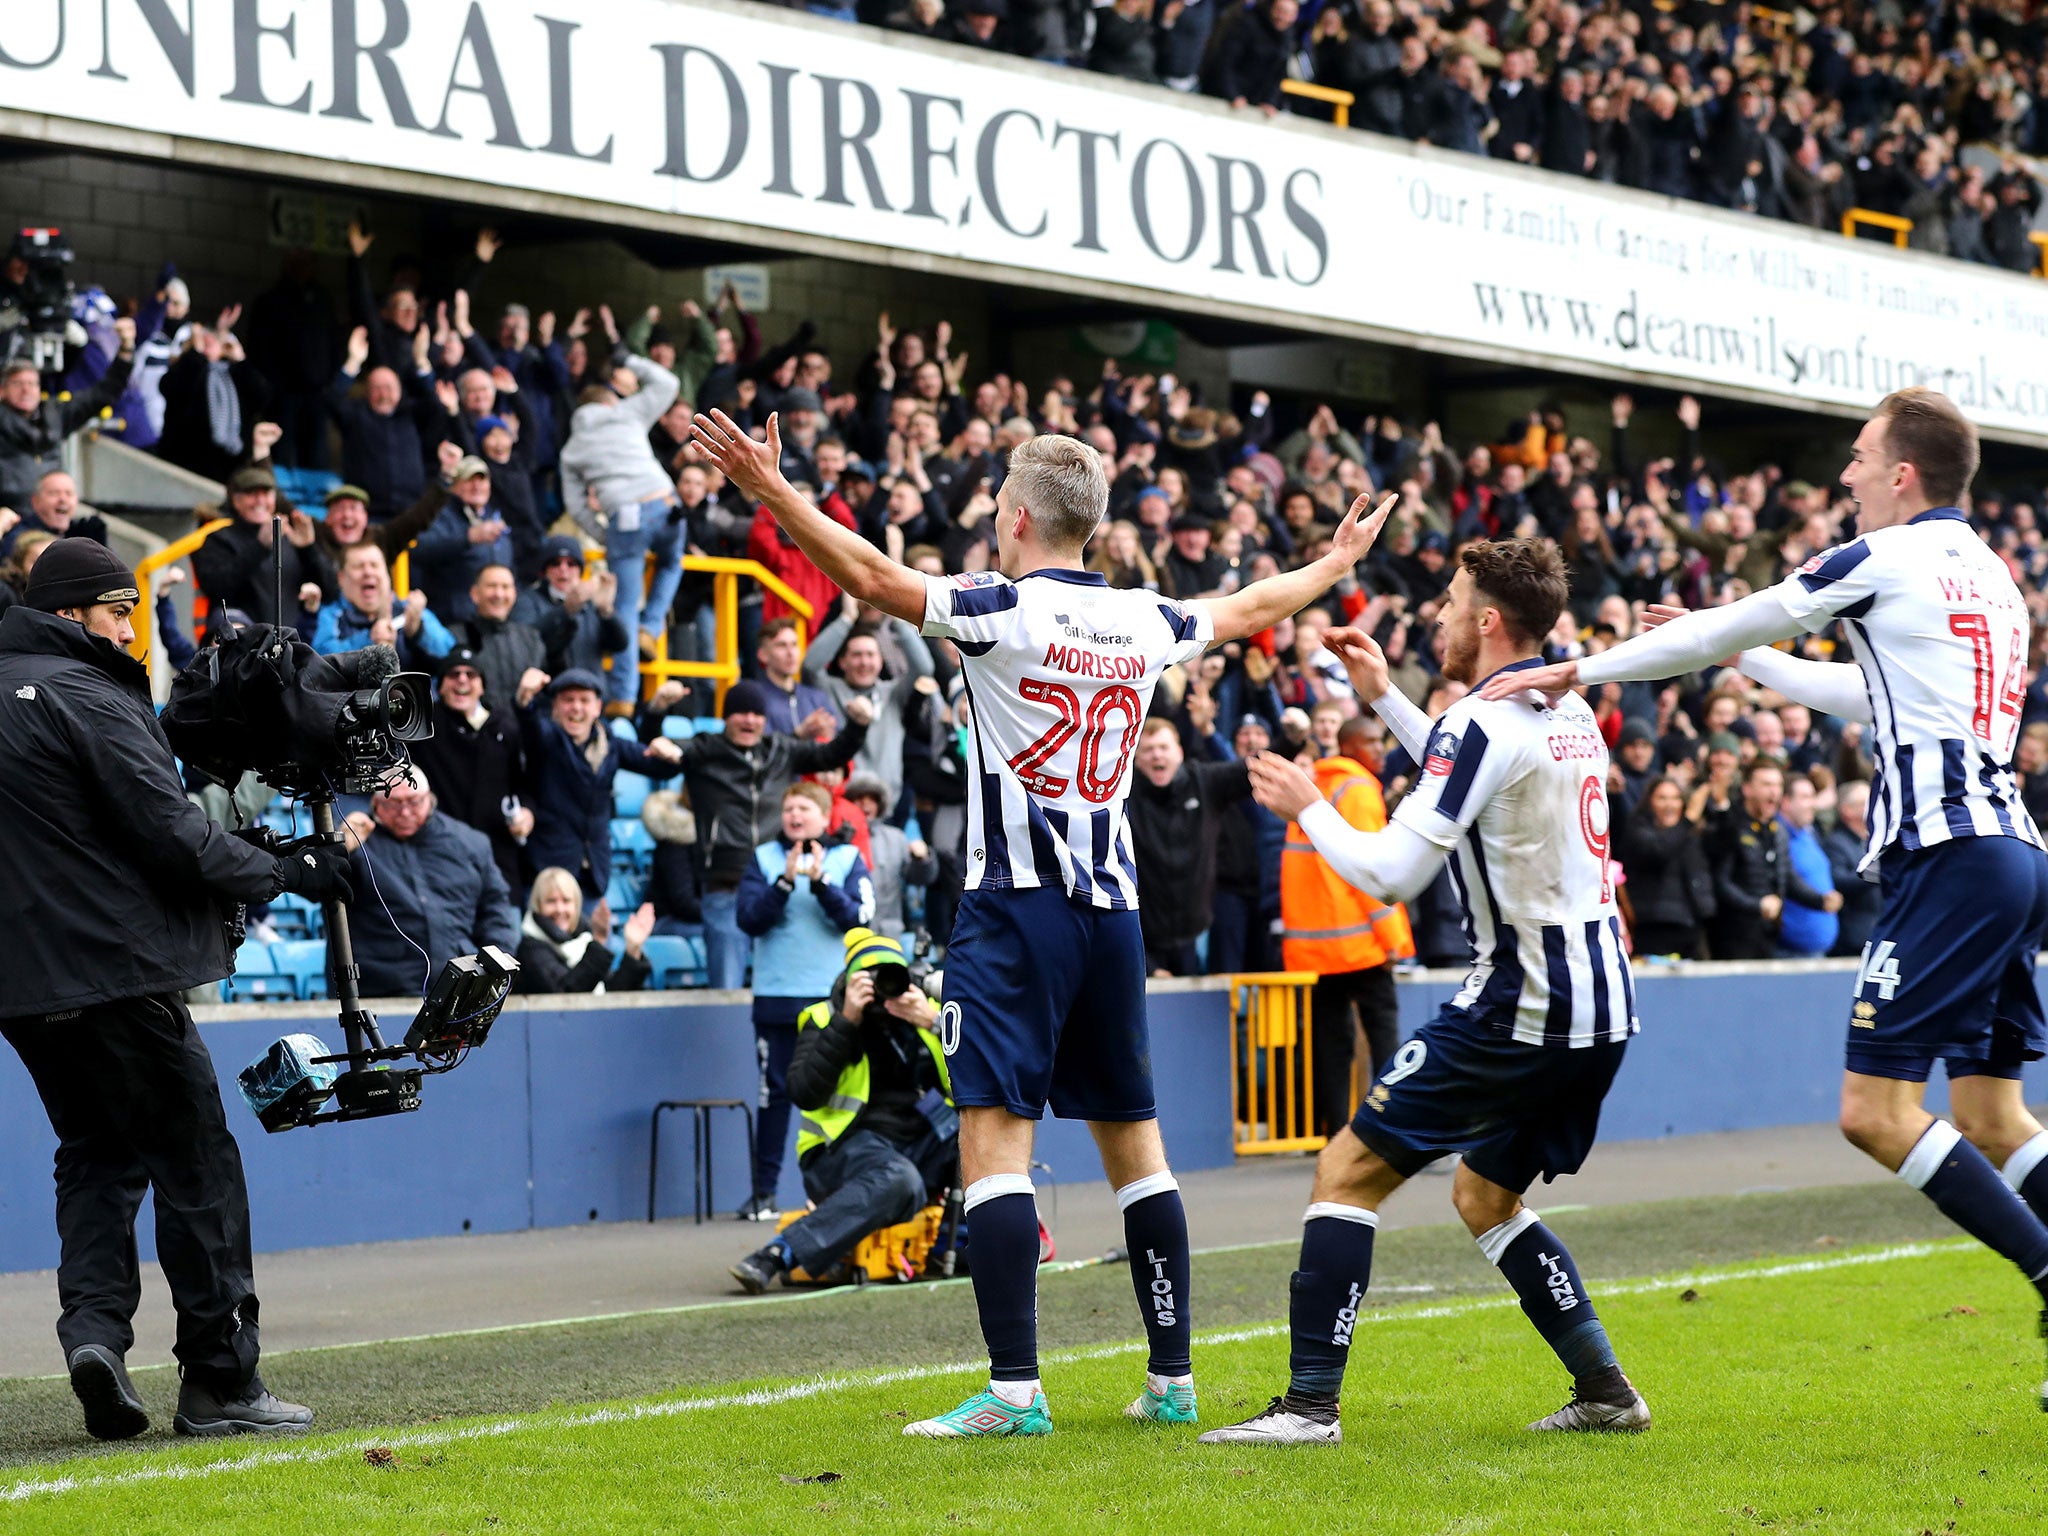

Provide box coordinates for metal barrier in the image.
[639,555,813,713]
[1841,208,1911,248]
[1229,971,1323,1154]
[1281,79,1354,128]
[131,518,230,665]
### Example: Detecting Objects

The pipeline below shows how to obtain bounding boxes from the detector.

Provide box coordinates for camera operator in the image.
[0,539,351,1441]
[730,929,953,1293]
[0,316,134,510]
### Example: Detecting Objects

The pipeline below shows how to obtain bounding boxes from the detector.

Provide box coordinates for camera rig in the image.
[162,515,516,1132]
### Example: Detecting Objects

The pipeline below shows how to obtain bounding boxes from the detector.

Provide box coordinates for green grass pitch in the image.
[4,1185,2046,1534]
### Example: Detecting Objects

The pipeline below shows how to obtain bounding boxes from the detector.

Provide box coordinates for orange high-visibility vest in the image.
[1280,755,1415,975]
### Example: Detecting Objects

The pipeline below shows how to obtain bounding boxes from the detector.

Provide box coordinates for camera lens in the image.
[871,964,910,1000]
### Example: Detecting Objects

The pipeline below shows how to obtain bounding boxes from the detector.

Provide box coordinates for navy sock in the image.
[1118,1174,1192,1376]
[1904,1122,2048,1293]
[1287,1205,1377,1402]
[1486,1213,1618,1381]
[965,1177,1041,1382]
[2002,1131,2048,1232]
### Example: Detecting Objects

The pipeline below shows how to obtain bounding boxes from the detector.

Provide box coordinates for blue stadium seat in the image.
[693,716,724,734]
[612,771,652,818]
[611,818,656,874]
[642,933,708,989]
[661,715,691,741]
[271,939,330,1000]
[224,943,293,1003]
[609,717,637,743]
[263,900,312,942]
[275,467,342,507]
[606,870,643,912]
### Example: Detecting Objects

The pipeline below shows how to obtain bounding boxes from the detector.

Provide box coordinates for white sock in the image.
[1146,1371,1193,1394]
[989,1378,1040,1407]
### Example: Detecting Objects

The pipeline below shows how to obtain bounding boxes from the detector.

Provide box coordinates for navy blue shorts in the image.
[1348,1005,1628,1195]
[937,884,1154,1123]
[1844,836,2048,1084]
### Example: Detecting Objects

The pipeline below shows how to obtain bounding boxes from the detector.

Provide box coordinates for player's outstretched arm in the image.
[1198,492,1395,645]
[1634,603,1872,724]
[1479,587,1805,702]
[1247,750,1448,904]
[692,410,926,625]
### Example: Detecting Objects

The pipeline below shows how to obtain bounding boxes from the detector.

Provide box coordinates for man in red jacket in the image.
[749,482,855,624]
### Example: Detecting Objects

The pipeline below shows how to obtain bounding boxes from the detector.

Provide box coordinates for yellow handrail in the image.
[2031,231,2048,277]
[642,556,813,712]
[131,519,230,660]
[1229,972,1325,1154]
[1281,79,1354,129]
[1841,208,1912,247]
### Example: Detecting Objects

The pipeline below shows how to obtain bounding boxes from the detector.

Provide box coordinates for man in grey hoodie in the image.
[558,351,683,710]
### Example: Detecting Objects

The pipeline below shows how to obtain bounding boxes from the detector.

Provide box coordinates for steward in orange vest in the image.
[1280,723,1414,1135]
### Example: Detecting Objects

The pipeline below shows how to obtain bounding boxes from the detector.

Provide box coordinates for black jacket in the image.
[1613,802,1715,933]
[788,976,946,1155]
[0,607,288,1016]
[1706,810,1821,959]
[1823,823,1881,957]
[0,357,132,508]
[678,723,868,888]
[326,369,435,521]
[191,517,337,629]
[409,699,528,894]
[513,916,652,994]
[156,351,272,484]
[1126,758,1251,951]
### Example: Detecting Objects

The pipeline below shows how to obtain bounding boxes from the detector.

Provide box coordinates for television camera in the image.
[1,228,76,376]
[162,541,518,1131]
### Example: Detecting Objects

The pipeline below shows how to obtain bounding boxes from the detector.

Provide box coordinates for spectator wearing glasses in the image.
[515,535,628,679]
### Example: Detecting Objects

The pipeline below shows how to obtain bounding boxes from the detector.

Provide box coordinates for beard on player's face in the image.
[1442,617,1481,684]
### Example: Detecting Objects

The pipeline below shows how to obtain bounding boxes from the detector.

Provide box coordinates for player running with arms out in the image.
[692,406,1391,1438]
[1202,538,1648,1448]
[1485,387,2048,1406]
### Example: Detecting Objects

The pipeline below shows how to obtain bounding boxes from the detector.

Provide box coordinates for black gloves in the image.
[278,843,356,906]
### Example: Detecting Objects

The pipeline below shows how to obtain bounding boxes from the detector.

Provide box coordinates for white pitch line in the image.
[0,1238,1970,1505]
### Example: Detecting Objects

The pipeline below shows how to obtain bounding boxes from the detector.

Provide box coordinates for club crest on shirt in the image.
[1423,726,1459,776]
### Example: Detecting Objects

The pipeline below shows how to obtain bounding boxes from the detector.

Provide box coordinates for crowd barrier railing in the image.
[1229,971,1325,1154]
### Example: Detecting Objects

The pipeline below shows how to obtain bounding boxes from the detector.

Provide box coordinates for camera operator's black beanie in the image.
[25,538,140,613]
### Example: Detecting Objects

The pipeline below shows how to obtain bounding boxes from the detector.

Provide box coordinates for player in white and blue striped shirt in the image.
[1204,539,1648,1447]
[1494,388,2048,1408]
[692,408,1393,1440]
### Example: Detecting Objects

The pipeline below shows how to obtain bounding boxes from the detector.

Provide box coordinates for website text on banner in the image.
[9,0,2048,437]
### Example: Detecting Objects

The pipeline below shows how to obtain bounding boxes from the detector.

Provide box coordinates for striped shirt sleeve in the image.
[1391,713,1518,849]
[1773,539,1881,632]
[1155,598,1215,666]
[921,571,1022,645]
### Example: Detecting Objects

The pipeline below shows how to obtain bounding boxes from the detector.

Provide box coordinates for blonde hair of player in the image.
[999,434,1109,559]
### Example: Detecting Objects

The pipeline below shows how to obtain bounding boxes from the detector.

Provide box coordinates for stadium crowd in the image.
[12,220,2048,998]
[822,0,2048,270]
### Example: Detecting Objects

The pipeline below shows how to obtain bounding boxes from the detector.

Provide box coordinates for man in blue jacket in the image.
[341,767,520,999]
[412,456,514,624]
[514,667,684,901]
[1778,771,1844,958]
[735,781,874,1221]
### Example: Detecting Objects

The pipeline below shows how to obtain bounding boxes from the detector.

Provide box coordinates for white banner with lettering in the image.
[6,0,2048,437]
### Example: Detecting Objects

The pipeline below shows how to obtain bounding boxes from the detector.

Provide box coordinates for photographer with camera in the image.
[734,782,875,1221]
[730,928,952,1293]
[0,539,351,1441]
[0,315,134,512]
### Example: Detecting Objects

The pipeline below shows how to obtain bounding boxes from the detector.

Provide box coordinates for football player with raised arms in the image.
[691,407,1391,1437]
[1486,387,2048,1405]
[1203,538,1648,1446]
